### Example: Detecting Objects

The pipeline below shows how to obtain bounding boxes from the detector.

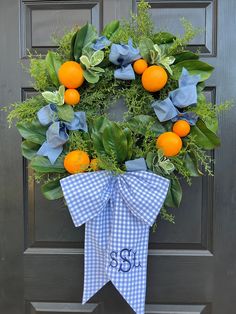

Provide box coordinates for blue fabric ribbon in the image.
[37,104,88,164]
[109,39,141,80]
[60,163,169,314]
[152,68,200,125]
[92,36,111,50]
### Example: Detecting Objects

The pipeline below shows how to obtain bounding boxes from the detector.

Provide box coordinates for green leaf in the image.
[41,180,64,200]
[153,32,176,44]
[70,31,77,60]
[102,20,120,38]
[83,69,100,83]
[91,132,106,155]
[190,119,220,149]
[21,140,40,160]
[57,104,74,122]
[90,50,104,67]
[146,152,156,171]
[92,66,105,73]
[173,51,199,64]
[172,60,214,81]
[57,85,65,106]
[73,23,97,61]
[184,152,202,176]
[17,120,47,144]
[45,51,62,87]
[123,127,133,159]
[91,116,111,133]
[127,115,155,135]
[139,38,154,62]
[102,123,128,163]
[165,178,182,208]
[80,55,91,69]
[42,91,58,104]
[30,156,66,173]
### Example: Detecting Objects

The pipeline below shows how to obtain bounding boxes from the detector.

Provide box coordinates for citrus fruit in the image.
[141,65,168,92]
[133,59,148,75]
[58,61,84,89]
[90,158,99,171]
[64,89,80,106]
[64,150,90,174]
[173,120,191,137]
[156,132,182,157]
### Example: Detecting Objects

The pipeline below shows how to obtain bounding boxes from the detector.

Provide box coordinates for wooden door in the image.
[0,1,236,314]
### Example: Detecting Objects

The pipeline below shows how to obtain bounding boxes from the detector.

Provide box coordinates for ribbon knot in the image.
[60,170,169,314]
[36,104,88,164]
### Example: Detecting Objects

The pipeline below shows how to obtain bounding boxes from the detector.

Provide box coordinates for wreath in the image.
[7,0,229,223]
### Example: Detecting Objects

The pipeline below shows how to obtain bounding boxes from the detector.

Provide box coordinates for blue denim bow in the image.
[92,36,111,50]
[36,104,88,164]
[152,68,200,125]
[109,39,141,80]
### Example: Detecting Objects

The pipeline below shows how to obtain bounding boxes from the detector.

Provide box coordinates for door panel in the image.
[1,0,236,314]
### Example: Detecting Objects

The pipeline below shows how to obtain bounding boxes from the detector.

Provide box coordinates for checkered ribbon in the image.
[60,171,169,314]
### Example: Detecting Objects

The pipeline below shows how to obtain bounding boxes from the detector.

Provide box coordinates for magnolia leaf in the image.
[184,153,202,176]
[127,115,156,135]
[191,119,220,149]
[165,177,182,208]
[73,23,97,61]
[45,51,62,87]
[139,38,154,62]
[123,127,133,160]
[102,20,120,38]
[80,55,91,69]
[42,91,58,104]
[90,50,104,67]
[17,120,47,144]
[91,116,111,133]
[172,60,214,81]
[30,156,65,173]
[70,31,77,60]
[102,122,128,163]
[153,44,162,56]
[57,104,74,122]
[41,180,64,200]
[91,132,106,155]
[153,32,176,44]
[21,140,40,160]
[173,51,199,64]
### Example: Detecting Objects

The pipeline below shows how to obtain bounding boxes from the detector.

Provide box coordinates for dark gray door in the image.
[1,0,236,313]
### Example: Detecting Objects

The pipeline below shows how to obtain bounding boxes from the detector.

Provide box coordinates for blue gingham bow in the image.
[60,169,169,314]
[37,104,88,164]
[152,68,200,125]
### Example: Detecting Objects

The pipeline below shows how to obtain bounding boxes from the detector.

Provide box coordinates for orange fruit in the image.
[173,120,191,137]
[133,59,148,75]
[64,89,80,106]
[156,132,182,157]
[64,150,90,174]
[141,65,168,92]
[90,158,99,171]
[58,61,84,89]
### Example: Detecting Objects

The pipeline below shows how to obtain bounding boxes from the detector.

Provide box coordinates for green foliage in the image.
[28,53,53,91]
[52,28,78,61]
[110,0,154,44]
[7,95,46,125]
[172,60,214,81]
[30,156,66,173]
[72,23,97,61]
[80,50,105,83]
[102,20,120,39]
[45,51,62,87]
[41,179,64,200]
[168,18,201,55]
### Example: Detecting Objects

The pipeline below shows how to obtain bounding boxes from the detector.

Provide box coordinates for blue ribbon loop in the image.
[109,39,141,80]
[60,168,169,314]
[37,104,88,164]
[152,68,200,125]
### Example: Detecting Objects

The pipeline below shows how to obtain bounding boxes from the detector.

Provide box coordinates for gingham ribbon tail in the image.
[60,171,169,314]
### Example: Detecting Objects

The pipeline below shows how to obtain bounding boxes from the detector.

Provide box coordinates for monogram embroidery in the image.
[109,249,141,273]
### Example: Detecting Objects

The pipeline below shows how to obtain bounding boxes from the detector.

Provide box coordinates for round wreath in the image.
[7,0,230,223]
